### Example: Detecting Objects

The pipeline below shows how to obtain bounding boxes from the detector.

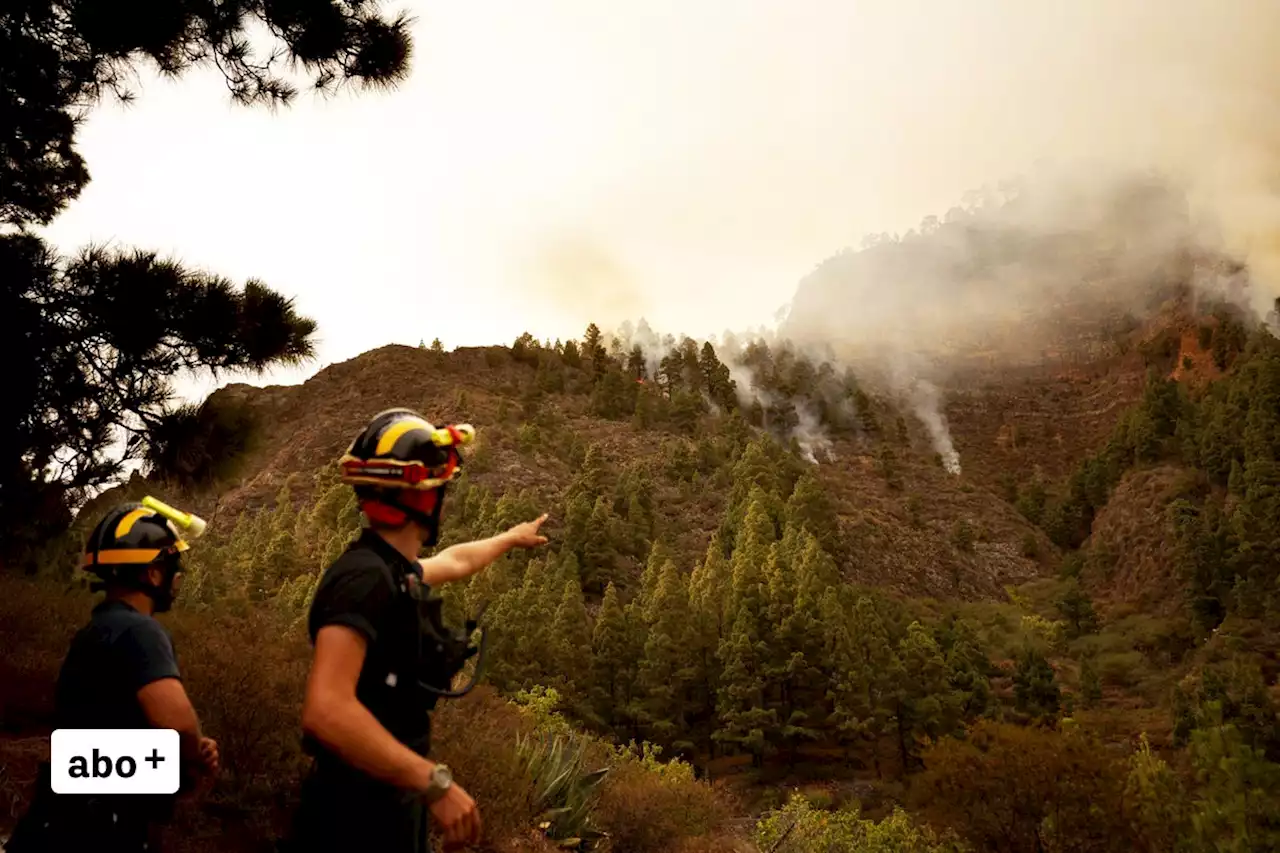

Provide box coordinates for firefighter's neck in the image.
[110,588,156,617]
[375,524,427,564]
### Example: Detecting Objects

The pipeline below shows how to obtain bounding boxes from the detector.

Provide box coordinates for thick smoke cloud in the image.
[766,2,1280,472]
[571,2,1280,475]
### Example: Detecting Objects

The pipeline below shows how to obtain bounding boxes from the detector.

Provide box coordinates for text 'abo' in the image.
[51,729,180,795]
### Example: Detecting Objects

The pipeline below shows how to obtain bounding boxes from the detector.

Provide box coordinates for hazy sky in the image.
[39,1,1280,398]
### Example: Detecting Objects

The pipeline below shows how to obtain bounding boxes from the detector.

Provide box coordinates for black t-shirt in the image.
[55,599,182,731]
[307,530,433,760]
[42,599,182,829]
[295,531,443,852]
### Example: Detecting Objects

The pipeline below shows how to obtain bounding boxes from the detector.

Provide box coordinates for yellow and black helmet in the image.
[339,408,475,492]
[83,499,195,580]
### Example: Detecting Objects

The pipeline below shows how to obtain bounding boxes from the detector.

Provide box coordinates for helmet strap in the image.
[96,558,180,612]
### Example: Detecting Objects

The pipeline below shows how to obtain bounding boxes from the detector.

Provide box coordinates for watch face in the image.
[434,765,453,787]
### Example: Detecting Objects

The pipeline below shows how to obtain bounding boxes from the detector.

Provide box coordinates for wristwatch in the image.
[424,763,453,804]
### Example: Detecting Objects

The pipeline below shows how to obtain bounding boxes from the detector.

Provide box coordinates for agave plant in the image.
[515,730,611,850]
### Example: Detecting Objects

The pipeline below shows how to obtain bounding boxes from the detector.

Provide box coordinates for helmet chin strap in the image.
[100,560,180,612]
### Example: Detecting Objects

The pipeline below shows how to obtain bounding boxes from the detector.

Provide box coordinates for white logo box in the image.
[50,729,181,795]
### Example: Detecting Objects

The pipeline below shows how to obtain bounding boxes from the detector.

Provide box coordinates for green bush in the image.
[755,792,964,852]
[1095,651,1146,688]
[515,730,610,850]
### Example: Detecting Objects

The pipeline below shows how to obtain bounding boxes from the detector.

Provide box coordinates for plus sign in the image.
[145,748,165,770]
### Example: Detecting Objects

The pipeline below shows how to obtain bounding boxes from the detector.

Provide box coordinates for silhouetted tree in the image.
[3,1,415,564]
[3,237,315,566]
[2,0,414,229]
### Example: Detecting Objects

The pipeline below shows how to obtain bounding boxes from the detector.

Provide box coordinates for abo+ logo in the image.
[51,729,180,795]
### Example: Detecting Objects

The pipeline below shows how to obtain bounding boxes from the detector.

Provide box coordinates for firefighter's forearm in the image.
[301,694,436,792]
[420,532,515,584]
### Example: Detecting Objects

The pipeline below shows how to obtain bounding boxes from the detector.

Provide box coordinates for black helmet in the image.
[339,409,474,542]
[340,408,474,491]
[83,500,194,609]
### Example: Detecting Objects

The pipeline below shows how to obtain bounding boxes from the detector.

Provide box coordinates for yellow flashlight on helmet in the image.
[430,424,475,447]
[141,496,208,539]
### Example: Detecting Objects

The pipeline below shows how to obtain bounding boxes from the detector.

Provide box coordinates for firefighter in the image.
[7,499,220,853]
[286,408,549,852]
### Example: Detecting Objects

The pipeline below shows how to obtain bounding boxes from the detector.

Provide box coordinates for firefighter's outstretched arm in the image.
[418,514,549,585]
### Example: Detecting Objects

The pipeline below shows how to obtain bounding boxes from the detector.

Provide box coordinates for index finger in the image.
[465,805,481,846]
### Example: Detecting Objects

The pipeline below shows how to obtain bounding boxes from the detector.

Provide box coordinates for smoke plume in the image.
[909,380,961,476]
[792,402,836,465]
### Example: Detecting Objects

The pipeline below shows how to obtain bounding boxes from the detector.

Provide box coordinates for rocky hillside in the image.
[166,338,1072,603]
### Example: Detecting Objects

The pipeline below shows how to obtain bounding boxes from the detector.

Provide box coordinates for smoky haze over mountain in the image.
[563,2,1280,475]
[778,1,1280,369]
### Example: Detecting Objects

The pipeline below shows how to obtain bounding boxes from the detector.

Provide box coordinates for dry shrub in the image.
[165,608,311,844]
[592,750,736,853]
[0,576,741,853]
[0,576,97,827]
[668,835,746,853]
[432,686,540,849]
[0,575,95,731]
[0,736,50,825]
[911,720,1141,853]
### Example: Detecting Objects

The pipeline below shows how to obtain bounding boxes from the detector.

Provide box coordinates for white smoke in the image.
[610,317,668,380]
[793,402,836,465]
[909,379,962,476]
[606,320,842,463]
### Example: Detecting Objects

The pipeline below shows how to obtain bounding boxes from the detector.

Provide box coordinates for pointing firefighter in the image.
[286,408,549,853]
[7,497,220,853]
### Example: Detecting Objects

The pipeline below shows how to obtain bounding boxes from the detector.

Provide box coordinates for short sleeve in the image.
[308,557,397,645]
[117,621,181,691]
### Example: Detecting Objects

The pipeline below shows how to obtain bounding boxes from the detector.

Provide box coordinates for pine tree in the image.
[627,345,647,380]
[699,341,735,409]
[590,583,631,730]
[488,556,563,689]
[937,618,994,721]
[583,323,607,377]
[786,471,841,555]
[714,607,778,767]
[633,385,658,430]
[464,554,519,615]
[618,598,650,741]
[1054,580,1099,639]
[830,595,898,774]
[549,579,593,706]
[725,494,777,625]
[624,492,652,555]
[569,443,611,503]
[562,339,582,368]
[822,589,872,751]
[1013,642,1061,720]
[718,443,785,553]
[637,563,694,750]
[591,368,634,419]
[688,539,731,748]
[771,532,835,765]
[561,491,594,567]
[583,496,620,593]
[888,621,955,775]
[1079,654,1103,709]
[637,540,673,612]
